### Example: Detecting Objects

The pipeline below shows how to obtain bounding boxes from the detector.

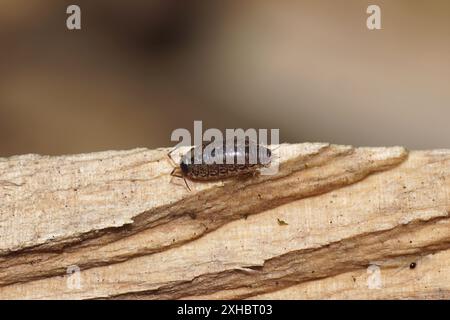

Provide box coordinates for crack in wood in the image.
[107,214,450,300]
[3,144,448,300]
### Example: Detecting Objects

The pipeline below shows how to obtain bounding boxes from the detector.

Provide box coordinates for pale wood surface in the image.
[0,143,449,299]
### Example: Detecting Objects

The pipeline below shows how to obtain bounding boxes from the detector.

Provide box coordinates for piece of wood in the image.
[0,143,449,299]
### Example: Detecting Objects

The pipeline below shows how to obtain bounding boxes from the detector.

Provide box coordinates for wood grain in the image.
[0,143,449,299]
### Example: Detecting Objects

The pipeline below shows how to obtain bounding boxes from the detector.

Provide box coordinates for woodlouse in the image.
[168,138,273,190]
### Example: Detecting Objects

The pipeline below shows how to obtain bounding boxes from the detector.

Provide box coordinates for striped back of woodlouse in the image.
[180,139,272,181]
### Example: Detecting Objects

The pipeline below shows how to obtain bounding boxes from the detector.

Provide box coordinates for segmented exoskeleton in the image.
[168,138,272,190]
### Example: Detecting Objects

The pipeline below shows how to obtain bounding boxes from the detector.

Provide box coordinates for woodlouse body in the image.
[170,139,272,184]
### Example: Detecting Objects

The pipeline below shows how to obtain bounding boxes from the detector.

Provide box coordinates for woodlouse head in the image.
[180,161,189,175]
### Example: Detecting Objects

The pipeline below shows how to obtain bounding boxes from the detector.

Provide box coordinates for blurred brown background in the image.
[1,0,449,156]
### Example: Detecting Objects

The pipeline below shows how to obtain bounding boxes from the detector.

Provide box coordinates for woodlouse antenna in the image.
[167,146,179,167]
[167,147,192,192]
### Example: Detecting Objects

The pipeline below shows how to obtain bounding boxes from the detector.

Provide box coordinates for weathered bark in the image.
[0,143,448,299]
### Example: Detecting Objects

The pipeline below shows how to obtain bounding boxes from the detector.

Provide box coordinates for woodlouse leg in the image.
[183,177,191,192]
[167,145,194,192]
[170,168,192,192]
[235,171,259,181]
[171,170,182,178]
